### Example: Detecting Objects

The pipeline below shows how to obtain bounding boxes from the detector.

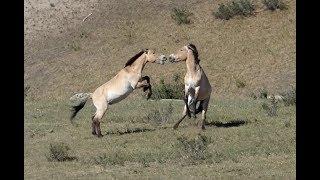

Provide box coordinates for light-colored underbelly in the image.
[107,82,134,104]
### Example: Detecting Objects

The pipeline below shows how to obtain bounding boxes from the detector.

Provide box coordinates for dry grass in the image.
[24,96,295,179]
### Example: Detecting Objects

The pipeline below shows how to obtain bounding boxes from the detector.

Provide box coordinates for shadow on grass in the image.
[103,119,248,136]
[205,119,247,128]
[105,127,156,135]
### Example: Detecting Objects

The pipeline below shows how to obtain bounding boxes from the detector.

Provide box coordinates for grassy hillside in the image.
[24,0,295,101]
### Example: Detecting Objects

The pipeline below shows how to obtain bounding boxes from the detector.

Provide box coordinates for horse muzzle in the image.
[156,55,167,65]
[168,54,177,63]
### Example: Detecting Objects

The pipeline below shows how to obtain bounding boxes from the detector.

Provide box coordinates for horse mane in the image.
[187,44,200,64]
[124,49,147,67]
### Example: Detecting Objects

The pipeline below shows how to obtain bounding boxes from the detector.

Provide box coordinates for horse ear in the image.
[144,49,149,53]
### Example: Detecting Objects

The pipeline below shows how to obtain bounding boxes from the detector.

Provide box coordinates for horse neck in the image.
[130,54,147,74]
[186,53,199,75]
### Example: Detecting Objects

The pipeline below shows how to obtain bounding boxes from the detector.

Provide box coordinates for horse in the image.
[168,44,212,130]
[69,49,167,137]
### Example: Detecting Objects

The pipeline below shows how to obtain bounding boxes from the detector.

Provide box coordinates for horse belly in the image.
[107,83,134,105]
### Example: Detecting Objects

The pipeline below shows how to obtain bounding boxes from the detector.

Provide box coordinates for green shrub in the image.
[151,75,184,100]
[46,142,76,162]
[171,8,193,25]
[214,0,255,20]
[262,0,287,11]
[176,134,211,164]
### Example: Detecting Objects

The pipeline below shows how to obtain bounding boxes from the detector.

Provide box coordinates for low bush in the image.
[46,142,76,162]
[214,0,255,20]
[262,0,287,11]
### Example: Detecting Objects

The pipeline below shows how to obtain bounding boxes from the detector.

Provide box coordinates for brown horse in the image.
[69,49,166,137]
[168,44,212,130]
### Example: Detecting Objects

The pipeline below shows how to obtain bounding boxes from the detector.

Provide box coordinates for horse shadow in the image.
[104,127,155,136]
[102,119,248,136]
[205,119,247,128]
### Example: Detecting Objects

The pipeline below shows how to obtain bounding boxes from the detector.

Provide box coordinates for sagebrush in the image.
[262,0,287,11]
[214,0,255,20]
[151,74,184,100]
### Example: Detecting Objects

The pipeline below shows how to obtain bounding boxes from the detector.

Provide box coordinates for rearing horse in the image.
[169,44,212,130]
[69,49,166,137]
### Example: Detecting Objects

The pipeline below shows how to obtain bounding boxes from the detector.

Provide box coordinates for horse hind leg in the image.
[187,96,197,119]
[91,115,97,135]
[92,104,108,138]
[197,97,210,130]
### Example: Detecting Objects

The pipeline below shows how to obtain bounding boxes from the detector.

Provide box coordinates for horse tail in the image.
[69,93,92,122]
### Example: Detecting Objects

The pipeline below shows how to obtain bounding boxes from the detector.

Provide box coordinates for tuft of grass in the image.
[280,88,296,106]
[262,98,278,117]
[25,85,30,97]
[262,0,287,11]
[214,0,255,20]
[93,153,126,166]
[46,142,76,162]
[236,79,246,88]
[68,42,80,51]
[151,75,184,100]
[258,88,268,99]
[146,103,173,126]
[176,134,212,164]
[249,92,257,99]
[171,8,193,25]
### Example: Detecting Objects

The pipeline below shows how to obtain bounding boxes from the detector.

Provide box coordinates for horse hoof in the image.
[173,124,179,130]
[92,131,97,135]
[97,134,103,138]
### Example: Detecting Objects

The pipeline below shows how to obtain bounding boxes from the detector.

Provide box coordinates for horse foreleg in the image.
[173,105,188,129]
[136,76,152,99]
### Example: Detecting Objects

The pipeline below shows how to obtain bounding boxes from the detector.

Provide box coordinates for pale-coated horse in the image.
[168,44,212,129]
[69,49,166,137]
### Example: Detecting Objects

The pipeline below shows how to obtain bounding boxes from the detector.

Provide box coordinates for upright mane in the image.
[124,49,147,67]
[187,44,200,64]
